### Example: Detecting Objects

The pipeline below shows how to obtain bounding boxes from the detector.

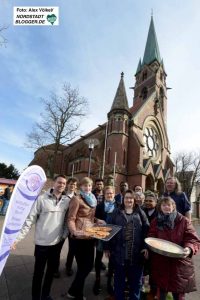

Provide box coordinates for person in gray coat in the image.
[12,174,69,300]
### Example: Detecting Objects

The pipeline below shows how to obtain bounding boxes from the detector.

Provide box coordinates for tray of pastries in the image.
[83,224,122,241]
[145,237,185,258]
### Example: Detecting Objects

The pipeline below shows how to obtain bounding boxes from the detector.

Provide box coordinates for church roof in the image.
[135,58,142,75]
[142,16,161,66]
[110,72,130,112]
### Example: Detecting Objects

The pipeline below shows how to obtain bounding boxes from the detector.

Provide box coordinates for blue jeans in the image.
[0,198,9,215]
[114,262,143,300]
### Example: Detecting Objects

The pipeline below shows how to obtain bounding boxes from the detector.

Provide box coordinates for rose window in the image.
[143,127,160,158]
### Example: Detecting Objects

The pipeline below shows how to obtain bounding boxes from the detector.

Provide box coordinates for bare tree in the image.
[26,83,89,177]
[0,25,8,47]
[173,151,200,200]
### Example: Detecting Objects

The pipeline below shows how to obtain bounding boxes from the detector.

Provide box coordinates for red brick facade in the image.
[29,18,174,193]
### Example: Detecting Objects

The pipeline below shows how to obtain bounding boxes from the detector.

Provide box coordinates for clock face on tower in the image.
[143,127,160,159]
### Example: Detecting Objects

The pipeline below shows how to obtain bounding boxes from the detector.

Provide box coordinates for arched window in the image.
[109,119,113,133]
[159,87,164,111]
[117,117,121,131]
[142,70,148,81]
[141,87,148,100]
[156,178,164,196]
[145,174,154,191]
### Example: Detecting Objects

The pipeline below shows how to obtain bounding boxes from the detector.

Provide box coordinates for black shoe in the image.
[93,280,101,295]
[53,271,60,278]
[41,296,54,300]
[66,268,74,276]
[107,282,114,295]
[101,262,106,270]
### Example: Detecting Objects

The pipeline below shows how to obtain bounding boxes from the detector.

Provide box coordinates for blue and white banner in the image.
[0,165,46,275]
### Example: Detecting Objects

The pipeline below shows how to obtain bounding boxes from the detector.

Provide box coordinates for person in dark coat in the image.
[93,185,117,296]
[147,196,200,300]
[163,177,191,220]
[0,185,12,215]
[142,191,157,223]
[92,178,104,204]
[114,181,129,206]
[142,191,158,297]
[106,189,149,300]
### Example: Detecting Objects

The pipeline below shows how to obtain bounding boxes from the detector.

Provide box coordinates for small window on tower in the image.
[160,87,164,111]
[142,71,147,81]
[109,119,113,133]
[141,87,148,100]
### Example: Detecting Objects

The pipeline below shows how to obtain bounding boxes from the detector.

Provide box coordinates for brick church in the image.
[30,17,174,193]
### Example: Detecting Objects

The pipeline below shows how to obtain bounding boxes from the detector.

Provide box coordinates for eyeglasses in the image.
[145,200,154,203]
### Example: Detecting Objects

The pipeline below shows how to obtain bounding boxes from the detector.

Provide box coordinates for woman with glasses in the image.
[106,189,149,300]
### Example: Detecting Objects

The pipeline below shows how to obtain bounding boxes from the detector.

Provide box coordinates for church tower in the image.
[106,72,131,183]
[133,16,167,124]
[127,16,173,192]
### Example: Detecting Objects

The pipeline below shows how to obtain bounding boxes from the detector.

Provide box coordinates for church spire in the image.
[110,72,129,112]
[135,58,142,75]
[142,16,161,65]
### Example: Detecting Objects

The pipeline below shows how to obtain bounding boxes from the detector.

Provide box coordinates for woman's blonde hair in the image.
[104,185,115,194]
[157,196,176,212]
[80,177,93,186]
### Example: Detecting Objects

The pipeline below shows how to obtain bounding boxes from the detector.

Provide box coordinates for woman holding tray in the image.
[67,177,103,300]
[147,196,200,300]
[106,189,149,300]
[93,185,117,296]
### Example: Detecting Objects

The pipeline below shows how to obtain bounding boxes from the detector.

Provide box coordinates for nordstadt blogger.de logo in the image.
[13,6,59,26]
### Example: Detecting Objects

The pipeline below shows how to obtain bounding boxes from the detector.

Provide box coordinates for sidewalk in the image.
[0,216,200,300]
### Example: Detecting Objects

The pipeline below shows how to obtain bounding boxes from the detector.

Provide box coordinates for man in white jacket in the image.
[12,174,69,300]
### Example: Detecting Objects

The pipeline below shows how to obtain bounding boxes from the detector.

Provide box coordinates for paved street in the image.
[0,216,199,300]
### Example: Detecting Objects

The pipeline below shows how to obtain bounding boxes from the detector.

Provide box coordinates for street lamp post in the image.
[88,140,94,177]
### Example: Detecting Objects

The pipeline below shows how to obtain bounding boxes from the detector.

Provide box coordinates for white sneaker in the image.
[67,293,86,300]
[67,293,76,299]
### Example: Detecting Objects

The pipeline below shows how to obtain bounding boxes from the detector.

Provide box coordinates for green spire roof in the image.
[110,72,129,112]
[142,16,161,65]
[135,58,142,75]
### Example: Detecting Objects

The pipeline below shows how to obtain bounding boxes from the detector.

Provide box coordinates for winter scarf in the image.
[80,190,97,208]
[157,210,177,230]
[104,199,115,213]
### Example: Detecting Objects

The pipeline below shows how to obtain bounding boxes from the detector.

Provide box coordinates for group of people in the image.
[11,175,200,300]
[0,185,12,215]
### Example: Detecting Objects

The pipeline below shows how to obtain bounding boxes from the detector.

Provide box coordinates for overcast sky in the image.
[0,0,200,172]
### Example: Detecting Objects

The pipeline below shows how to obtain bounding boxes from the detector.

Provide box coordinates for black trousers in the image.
[32,241,63,300]
[95,249,114,279]
[65,235,75,270]
[54,239,65,272]
[68,239,95,298]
